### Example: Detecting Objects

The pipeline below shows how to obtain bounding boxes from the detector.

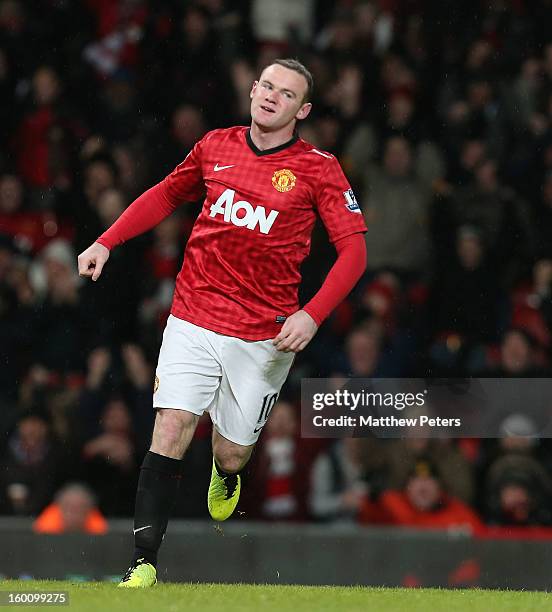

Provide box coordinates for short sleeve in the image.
[163,137,206,204]
[314,156,367,243]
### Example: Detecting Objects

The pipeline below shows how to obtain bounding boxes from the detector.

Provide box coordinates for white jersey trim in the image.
[308,148,333,159]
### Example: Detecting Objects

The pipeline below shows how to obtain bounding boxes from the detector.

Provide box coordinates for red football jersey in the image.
[161,126,367,340]
[98,126,367,340]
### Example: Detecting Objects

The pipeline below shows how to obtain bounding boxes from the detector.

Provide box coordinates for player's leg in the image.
[207,335,294,521]
[120,316,221,587]
[207,430,254,521]
[135,409,199,560]
[212,428,254,473]
[119,408,199,587]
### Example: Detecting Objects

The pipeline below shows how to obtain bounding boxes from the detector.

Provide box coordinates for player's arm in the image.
[273,155,367,353]
[77,183,177,280]
[78,140,206,281]
[273,233,366,353]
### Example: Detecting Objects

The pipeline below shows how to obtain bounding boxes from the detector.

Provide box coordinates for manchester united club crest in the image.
[272,169,296,192]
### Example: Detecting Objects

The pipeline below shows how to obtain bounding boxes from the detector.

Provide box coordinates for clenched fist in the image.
[273,309,318,353]
[77,242,110,281]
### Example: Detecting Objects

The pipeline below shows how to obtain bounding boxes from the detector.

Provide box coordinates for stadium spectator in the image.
[446,158,536,288]
[448,139,487,188]
[309,438,369,522]
[360,272,400,326]
[340,318,409,377]
[0,413,66,516]
[0,233,35,406]
[244,401,310,521]
[508,258,552,351]
[430,225,499,346]
[33,482,108,534]
[362,136,432,276]
[480,328,550,377]
[483,454,552,526]
[251,0,314,47]
[79,344,155,453]
[82,398,138,516]
[0,173,23,214]
[79,187,144,346]
[73,153,119,253]
[150,104,208,183]
[359,458,483,532]
[111,143,148,201]
[344,92,444,188]
[344,323,383,377]
[95,73,141,143]
[28,239,91,375]
[13,65,84,203]
[0,173,72,252]
[138,215,185,350]
[358,436,475,506]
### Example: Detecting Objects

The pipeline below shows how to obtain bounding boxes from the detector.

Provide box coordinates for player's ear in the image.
[250,80,258,100]
[296,102,312,121]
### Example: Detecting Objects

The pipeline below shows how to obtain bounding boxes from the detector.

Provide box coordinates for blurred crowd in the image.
[2,0,552,532]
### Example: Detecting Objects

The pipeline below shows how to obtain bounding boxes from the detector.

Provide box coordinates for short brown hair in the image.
[269,58,314,103]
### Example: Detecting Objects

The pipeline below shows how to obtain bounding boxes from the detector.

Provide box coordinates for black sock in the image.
[132,451,184,568]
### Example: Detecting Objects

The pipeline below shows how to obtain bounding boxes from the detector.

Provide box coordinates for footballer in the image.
[77,59,367,587]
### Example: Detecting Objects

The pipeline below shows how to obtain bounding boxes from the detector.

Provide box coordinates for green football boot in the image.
[207,459,241,521]
[118,558,157,588]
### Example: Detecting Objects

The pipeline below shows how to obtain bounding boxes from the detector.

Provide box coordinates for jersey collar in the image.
[245,128,299,157]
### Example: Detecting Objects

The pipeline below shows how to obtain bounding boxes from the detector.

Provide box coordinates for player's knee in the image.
[152,408,197,456]
[213,451,248,474]
[157,408,196,432]
[214,456,243,474]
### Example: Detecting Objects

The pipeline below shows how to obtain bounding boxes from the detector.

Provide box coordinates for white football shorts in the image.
[153,315,295,445]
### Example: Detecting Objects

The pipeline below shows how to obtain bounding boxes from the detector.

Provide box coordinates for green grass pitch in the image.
[1,580,550,611]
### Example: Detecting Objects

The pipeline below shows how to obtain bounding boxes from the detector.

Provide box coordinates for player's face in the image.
[250,64,312,131]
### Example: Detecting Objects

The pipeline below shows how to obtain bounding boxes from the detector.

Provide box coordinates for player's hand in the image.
[77,242,110,281]
[273,310,318,353]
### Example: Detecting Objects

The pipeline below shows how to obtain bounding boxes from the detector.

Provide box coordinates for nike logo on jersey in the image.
[214,163,236,172]
[209,188,279,234]
[133,525,152,534]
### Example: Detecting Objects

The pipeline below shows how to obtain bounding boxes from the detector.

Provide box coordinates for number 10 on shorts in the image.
[254,393,278,433]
